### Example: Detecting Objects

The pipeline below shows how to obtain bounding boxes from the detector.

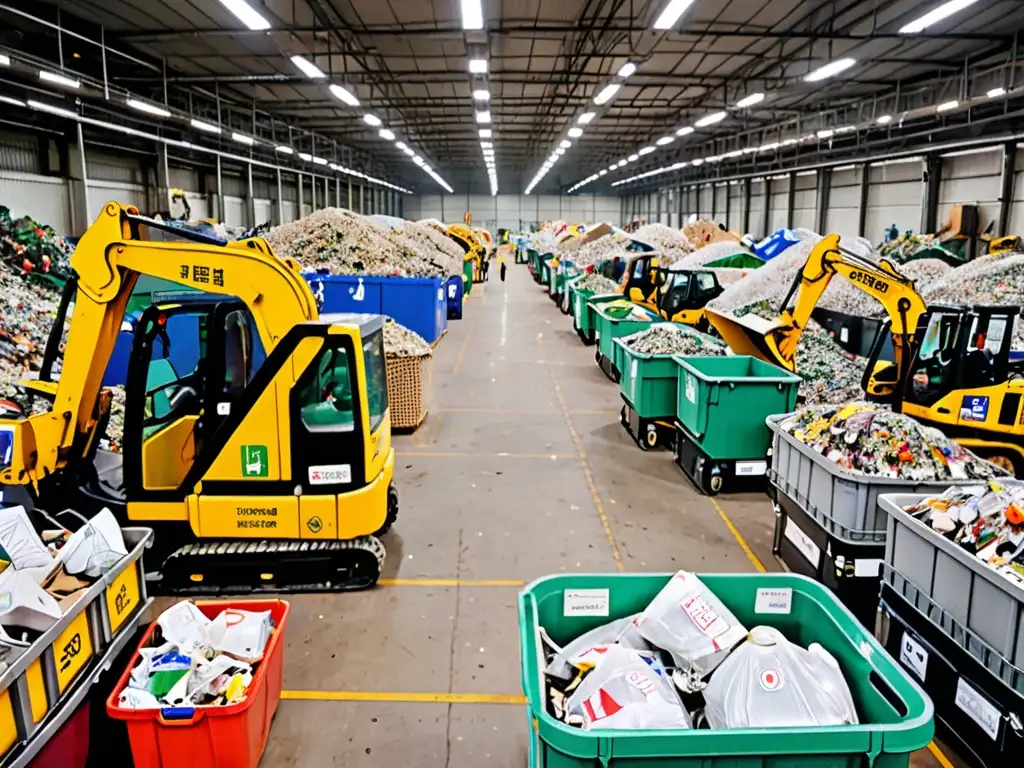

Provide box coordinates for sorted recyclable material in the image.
[703,626,858,729]
[543,615,648,681]
[923,252,1024,346]
[820,258,952,316]
[120,600,275,709]
[0,206,74,279]
[631,224,693,261]
[383,319,431,359]
[621,324,725,357]
[574,273,619,294]
[903,480,1024,585]
[778,403,1006,480]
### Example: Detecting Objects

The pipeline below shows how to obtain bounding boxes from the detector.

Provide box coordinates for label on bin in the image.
[955,677,1000,741]
[783,519,820,568]
[754,587,792,615]
[55,610,94,693]
[685,374,696,404]
[899,632,928,682]
[563,589,609,617]
[106,560,141,634]
[736,460,767,477]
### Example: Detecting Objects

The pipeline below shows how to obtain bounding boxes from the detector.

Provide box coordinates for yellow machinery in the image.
[654,267,725,332]
[618,252,661,312]
[707,233,1024,474]
[3,202,398,593]
[987,235,1023,255]
[446,223,485,280]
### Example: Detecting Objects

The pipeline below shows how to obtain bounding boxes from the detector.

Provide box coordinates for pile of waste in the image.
[922,252,1024,346]
[0,506,128,657]
[0,268,62,383]
[404,221,465,270]
[819,258,952,316]
[541,571,858,731]
[574,273,620,294]
[621,324,725,356]
[878,233,934,262]
[383,319,431,358]
[0,206,74,279]
[671,241,755,270]
[778,403,1006,480]
[631,223,693,260]
[902,480,1024,586]
[527,228,560,254]
[794,329,868,405]
[102,386,126,453]
[266,209,459,278]
[565,231,637,269]
[683,219,740,246]
[118,600,275,709]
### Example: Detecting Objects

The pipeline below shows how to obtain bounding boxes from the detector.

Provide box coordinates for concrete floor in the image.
[257,265,960,768]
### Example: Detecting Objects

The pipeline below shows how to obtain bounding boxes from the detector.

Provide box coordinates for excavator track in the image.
[151,536,386,595]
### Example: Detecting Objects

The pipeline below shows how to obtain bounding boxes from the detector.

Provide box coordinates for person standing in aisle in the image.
[499,248,507,281]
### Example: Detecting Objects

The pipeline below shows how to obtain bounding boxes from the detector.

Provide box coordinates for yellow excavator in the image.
[654,267,725,332]
[707,233,1024,474]
[618,252,662,312]
[1,202,398,593]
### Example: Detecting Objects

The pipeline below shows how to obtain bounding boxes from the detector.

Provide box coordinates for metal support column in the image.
[815,169,831,234]
[360,185,365,214]
[348,180,353,210]
[100,26,109,100]
[74,123,91,234]
[742,178,752,234]
[998,141,1017,235]
[276,169,284,225]
[786,173,796,230]
[156,142,171,217]
[246,163,255,228]
[856,165,870,237]
[725,183,732,228]
[677,185,683,224]
[298,172,304,216]
[921,154,941,234]
[711,184,717,220]
[763,178,772,235]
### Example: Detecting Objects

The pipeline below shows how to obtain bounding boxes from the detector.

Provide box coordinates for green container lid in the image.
[673,355,800,460]
[519,572,934,768]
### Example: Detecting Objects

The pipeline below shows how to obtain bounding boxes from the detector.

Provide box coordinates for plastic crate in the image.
[767,414,956,536]
[520,572,934,768]
[107,599,289,768]
[386,355,431,430]
[878,577,1024,766]
[675,357,799,461]
[380,276,446,345]
[879,492,1024,671]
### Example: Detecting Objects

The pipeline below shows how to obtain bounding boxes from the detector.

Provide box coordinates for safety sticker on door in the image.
[241,445,269,477]
[960,395,990,422]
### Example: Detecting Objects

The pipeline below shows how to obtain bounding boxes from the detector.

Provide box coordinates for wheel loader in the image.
[0,202,398,593]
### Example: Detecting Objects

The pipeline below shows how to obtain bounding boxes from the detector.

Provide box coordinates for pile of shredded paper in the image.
[383,319,432,358]
[621,324,725,356]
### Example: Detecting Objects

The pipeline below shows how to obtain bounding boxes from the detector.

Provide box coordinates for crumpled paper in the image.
[383,319,431,358]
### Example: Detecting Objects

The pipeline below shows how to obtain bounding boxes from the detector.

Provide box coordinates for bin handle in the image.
[158,706,205,725]
[517,591,545,711]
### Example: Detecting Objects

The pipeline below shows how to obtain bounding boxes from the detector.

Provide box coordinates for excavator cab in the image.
[655,268,723,331]
[620,253,661,311]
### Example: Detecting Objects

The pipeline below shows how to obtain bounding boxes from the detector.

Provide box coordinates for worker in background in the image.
[498,248,507,281]
[481,252,490,281]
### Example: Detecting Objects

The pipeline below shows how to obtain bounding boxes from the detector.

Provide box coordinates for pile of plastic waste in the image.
[819,258,952,316]
[540,571,858,731]
[878,232,935,262]
[621,324,725,356]
[103,386,126,453]
[0,206,74,279]
[923,251,1024,346]
[631,224,693,260]
[0,506,128,655]
[903,480,1024,585]
[383,319,431,358]
[527,228,561,254]
[778,403,1006,480]
[118,600,275,709]
[574,273,620,294]
[794,330,868,405]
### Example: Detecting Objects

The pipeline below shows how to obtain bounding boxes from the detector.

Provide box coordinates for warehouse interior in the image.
[0,0,1022,766]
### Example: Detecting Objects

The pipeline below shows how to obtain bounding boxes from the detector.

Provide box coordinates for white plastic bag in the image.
[565,645,691,730]
[157,601,212,655]
[633,571,747,683]
[544,614,648,680]
[703,626,859,729]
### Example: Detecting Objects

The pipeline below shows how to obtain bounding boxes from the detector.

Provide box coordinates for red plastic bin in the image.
[106,599,290,768]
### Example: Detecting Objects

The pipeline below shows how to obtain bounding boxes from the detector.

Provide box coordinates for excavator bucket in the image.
[704,308,797,372]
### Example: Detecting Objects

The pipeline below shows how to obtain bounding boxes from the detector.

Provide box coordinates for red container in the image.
[106,599,290,768]
[30,700,90,768]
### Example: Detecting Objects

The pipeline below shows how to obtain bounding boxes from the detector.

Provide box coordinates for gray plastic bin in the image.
[767,413,958,540]
[880,492,1024,674]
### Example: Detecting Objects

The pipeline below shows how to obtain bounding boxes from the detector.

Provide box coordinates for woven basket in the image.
[386,354,431,430]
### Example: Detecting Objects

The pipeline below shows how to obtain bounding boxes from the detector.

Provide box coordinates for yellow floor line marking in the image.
[398,451,577,459]
[424,410,444,445]
[708,496,767,572]
[282,691,526,705]
[452,321,475,377]
[378,578,525,587]
[927,741,955,768]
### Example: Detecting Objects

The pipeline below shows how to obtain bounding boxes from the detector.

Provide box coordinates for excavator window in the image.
[907,311,964,406]
[362,329,389,432]
[297,346,356,432]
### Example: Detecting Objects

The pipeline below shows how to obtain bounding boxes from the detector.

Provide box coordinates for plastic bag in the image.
[544,614,648,680]
[703,626,858,729]
[633,571,747,685]
[565,645,691,730]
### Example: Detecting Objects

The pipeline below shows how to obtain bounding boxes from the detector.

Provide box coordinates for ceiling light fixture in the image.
[676,126,695,136]
[559,140,572,149]
[472,89,490,101]
[469,58,488,74]
[593,83,621,105]
[816,129,834,139]
[936,99,959,112]
[396,141,407,151]
[127,98,171,118]
[329,84,360,106]
[298,152,312,161]
[627,153,639,162]
[26,100,77,119]
[987,87,1007,98]
[379,128,396,140]
[653,0,696,29]
[402,146,414,156]
[479,128,492,138]
[578,112,596,124]
[695,111,726,127]
[290,55,325,79]
[804,58,856,82]
[190,118,221,134]
[567,127,583,139]
[617,62,637,79]
[639,146,655,155]
[876,114,893,124]
[363,114,382,126]
[312,156,328,166]
[899,0,980,33]
[39,70,80,89]
[0,95,24,106]
[0,55,9,66]
[475,111,491,123]
[461,0,484,29]
[656,136,674,146]
[275,145,294,154]
[216,0,271,31]
[735,92,765,108]
[231,132,255,145]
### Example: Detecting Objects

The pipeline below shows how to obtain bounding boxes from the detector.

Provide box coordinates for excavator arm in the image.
[707,233,928,385]
[1,201,319,489]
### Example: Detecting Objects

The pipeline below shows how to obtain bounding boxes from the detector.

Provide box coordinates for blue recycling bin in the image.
[753,228,800,261]
[306,274,384,314]
[381,276,446,345]
[445,275,464,320]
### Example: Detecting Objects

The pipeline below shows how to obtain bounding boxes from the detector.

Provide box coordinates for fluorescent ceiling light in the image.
[559,140,572,149]
[127,98,170,118]
[987,87,1006,98]
[461,0,484,29]
[299,152,312,161]
[473,89,490,102]
[899,0,980,33]
[481,142,494,149]
[639,146,655,155]
[627,153,639,162]
[275,145,294,154]
[0,96,24,107]
[599,169,607,176]
[936,100,959,112]
[312,156,328,165]
[578,112,596,124]
[329,84,359,106]
[804,58,856,82]
[469,59,488,74]
[608,164,617,171]
[479,129,492,138]
[876,114,893,124]
[231,132,255,145]
[395,141,407,151]
[39,70,80,89]
[593,84,620,105]
[0,55,9,66]
[216,0,271,30]
[555,148,565,156]
[363,114,382,126]
[676,126,694,136]
[412,155,424,165]
[26,100,77,119]
[475,111,491,123]
[735,92,765,108]
[567,127,583,138]
[653,0,696,29]
[695,111,726,127]
[782,137,798,145]
[379,128,396,140]
[402,146,414,156]
[691,158,703,166]
[190,118,221,134]
[617,160,627,167]
[816,129,834,139]
[290,55,325,79]
[617,62,637,79]
[656,136,674,146]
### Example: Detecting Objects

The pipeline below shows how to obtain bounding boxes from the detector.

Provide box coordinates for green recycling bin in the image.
[593,301,659,382]
[573,292,616,345]
[520,572,934,768]
[462,258,474,296]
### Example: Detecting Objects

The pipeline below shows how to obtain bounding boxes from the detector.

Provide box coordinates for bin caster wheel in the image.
[619,405,628,428]
[595,349,602,365]
[645,425,659,448]
[702,466,723,495]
